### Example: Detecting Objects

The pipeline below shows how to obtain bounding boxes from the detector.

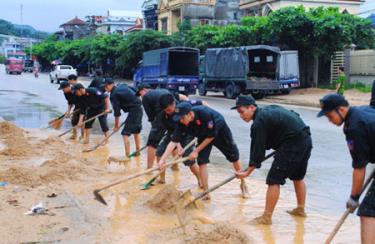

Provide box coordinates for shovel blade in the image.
[141,177,157,190]
[93,190,107,206]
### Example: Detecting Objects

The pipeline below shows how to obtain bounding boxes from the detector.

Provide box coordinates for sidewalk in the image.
[264,88,372,108]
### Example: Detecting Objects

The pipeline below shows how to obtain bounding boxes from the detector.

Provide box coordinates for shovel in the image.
[82,121,126,153]
[141,138,197,190]
[108,145,148,164]
[325,169,375,244]
[58,110,112,137]
[46,109,79,130]
[176,151,276,217]
[94,156,190,205]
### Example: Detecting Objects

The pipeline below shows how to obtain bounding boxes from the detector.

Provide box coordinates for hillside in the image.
[0,19,49,39]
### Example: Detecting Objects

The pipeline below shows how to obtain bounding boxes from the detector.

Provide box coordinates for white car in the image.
[49,65,77,83]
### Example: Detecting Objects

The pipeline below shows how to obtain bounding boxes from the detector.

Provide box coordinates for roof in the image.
[125,18,144,33]
[107,9,142,18]
[60,17,87,27]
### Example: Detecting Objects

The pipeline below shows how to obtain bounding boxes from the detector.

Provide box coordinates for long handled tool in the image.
[325,169,375,244]
[175,151,275,228]
[82,121,126,153]
[94,156,190,205]
[46,109,79,130]
[128,145,147,158]
[58,110,112,137]
[141,138,198,190]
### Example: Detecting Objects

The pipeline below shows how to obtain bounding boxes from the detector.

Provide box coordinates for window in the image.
[266,56,273,63]
[254,56,260,63]
[161,18,168,32]
[233,12,238,20]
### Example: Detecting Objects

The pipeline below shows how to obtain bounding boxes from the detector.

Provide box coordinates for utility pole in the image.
[20,4,23,36]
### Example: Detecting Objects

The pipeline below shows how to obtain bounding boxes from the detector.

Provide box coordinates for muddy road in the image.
[0,65,369,243]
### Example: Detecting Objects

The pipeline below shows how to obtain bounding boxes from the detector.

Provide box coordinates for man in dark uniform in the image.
[73,83,110,144]
[156,93,204,185]
[58,81,83,140]
[89,70,104,89]
[136,84,188,169]
[158,102,247,200]
[318,94,375,243]
[234,95,312,225]
[67,74,78,86]
[104,79,143,159]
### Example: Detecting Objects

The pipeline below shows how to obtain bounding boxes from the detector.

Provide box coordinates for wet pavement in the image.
[0,64,369,243]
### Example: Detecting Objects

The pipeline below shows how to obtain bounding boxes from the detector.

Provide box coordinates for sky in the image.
[0,0,143,32]
[0,0,374,33]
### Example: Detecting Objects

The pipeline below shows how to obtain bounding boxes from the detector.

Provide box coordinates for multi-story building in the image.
[142,0,159,30]
[157,0,241,34]
[96,10,143,35]
[240,0,364,16]
[58,17,90,40]
[0,34,39,58]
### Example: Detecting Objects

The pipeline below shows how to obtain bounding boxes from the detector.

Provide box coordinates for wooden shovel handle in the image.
[191,151,276,204]
[58,110,112,137]
[325,169,375,244]
[97,156,190,192]
[86,121,126,151]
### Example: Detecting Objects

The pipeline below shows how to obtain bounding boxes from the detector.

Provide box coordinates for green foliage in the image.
[185,25,220,52]
[319,82,372,93]
[0,55,5,64]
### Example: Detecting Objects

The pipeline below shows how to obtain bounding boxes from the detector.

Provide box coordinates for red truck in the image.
[5,58,24,75]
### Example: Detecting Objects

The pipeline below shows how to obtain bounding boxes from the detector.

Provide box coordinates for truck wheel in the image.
[225,83,240,99]
[57,79,60,84]
[281,88,291,95]
[252,91,266,100]
[50,76,53,83]
[198,83,207,96]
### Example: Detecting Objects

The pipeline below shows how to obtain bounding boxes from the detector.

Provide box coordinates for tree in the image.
[185,25,220,52]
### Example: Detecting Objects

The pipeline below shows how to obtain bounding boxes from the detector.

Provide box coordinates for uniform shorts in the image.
[357,179,375,217]
[71,111,80,127]
[266,135,312,185]
[156,134,196,166]
[85,107,109,132]
[147,113,166,148]
[197,123,239,165]
[121,108,143,136]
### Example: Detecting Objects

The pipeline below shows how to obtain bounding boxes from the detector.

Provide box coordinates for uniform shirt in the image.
[79,87,108,114]
[89,77,104,89]
[161,99,203,135]
[172,106,225,143]
[343,106,375,169]
[250,105,310,168]
[371,81,375,107]
[142,89,174,122]
[64,90,80,107]
[110,84,141,117]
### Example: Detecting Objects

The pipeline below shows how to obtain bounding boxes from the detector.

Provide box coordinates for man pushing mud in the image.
[234,95,312,225]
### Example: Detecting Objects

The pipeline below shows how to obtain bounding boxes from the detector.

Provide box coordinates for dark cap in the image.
[230,95,257,110]
[58,80,70,90]
[104,78,114,85]
[72,83,85,90]
[317,93,349,117]
[159,93,175,110]
[173,102,192,122]
[67,74,77,81]
[135,83,151,96]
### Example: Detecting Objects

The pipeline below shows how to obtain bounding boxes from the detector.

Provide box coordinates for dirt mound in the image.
[186,223,250,244]
[0,121,25,138]
[0,167,40,186]
[147,185,182,214]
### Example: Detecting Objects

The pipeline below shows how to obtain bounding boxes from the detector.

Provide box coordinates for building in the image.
[96,10,143,35]
[0,34,39,58]
[125,18,144,33]
[368,13,375,28]
[58,17,90,40]
[157,0,241,34]
[142,0,159,30]
[240,0,364,16]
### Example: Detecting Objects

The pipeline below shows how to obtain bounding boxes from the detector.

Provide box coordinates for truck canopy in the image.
[279,51,299,80]
[204,45,283,80]
[142,47,199,77]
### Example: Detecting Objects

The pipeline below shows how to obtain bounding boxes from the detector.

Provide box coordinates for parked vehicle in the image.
[24,60,34,73]
[198,45,300,99]
[5,58,24,75]
[49,65,77,83]
[133,47,200,95]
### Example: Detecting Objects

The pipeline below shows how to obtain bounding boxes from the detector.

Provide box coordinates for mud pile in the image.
[186,223,250,244]
[147,185,183,214]
[0,121,31,157]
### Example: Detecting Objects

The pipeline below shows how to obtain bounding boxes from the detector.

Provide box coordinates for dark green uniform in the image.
[249,105,312,185]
